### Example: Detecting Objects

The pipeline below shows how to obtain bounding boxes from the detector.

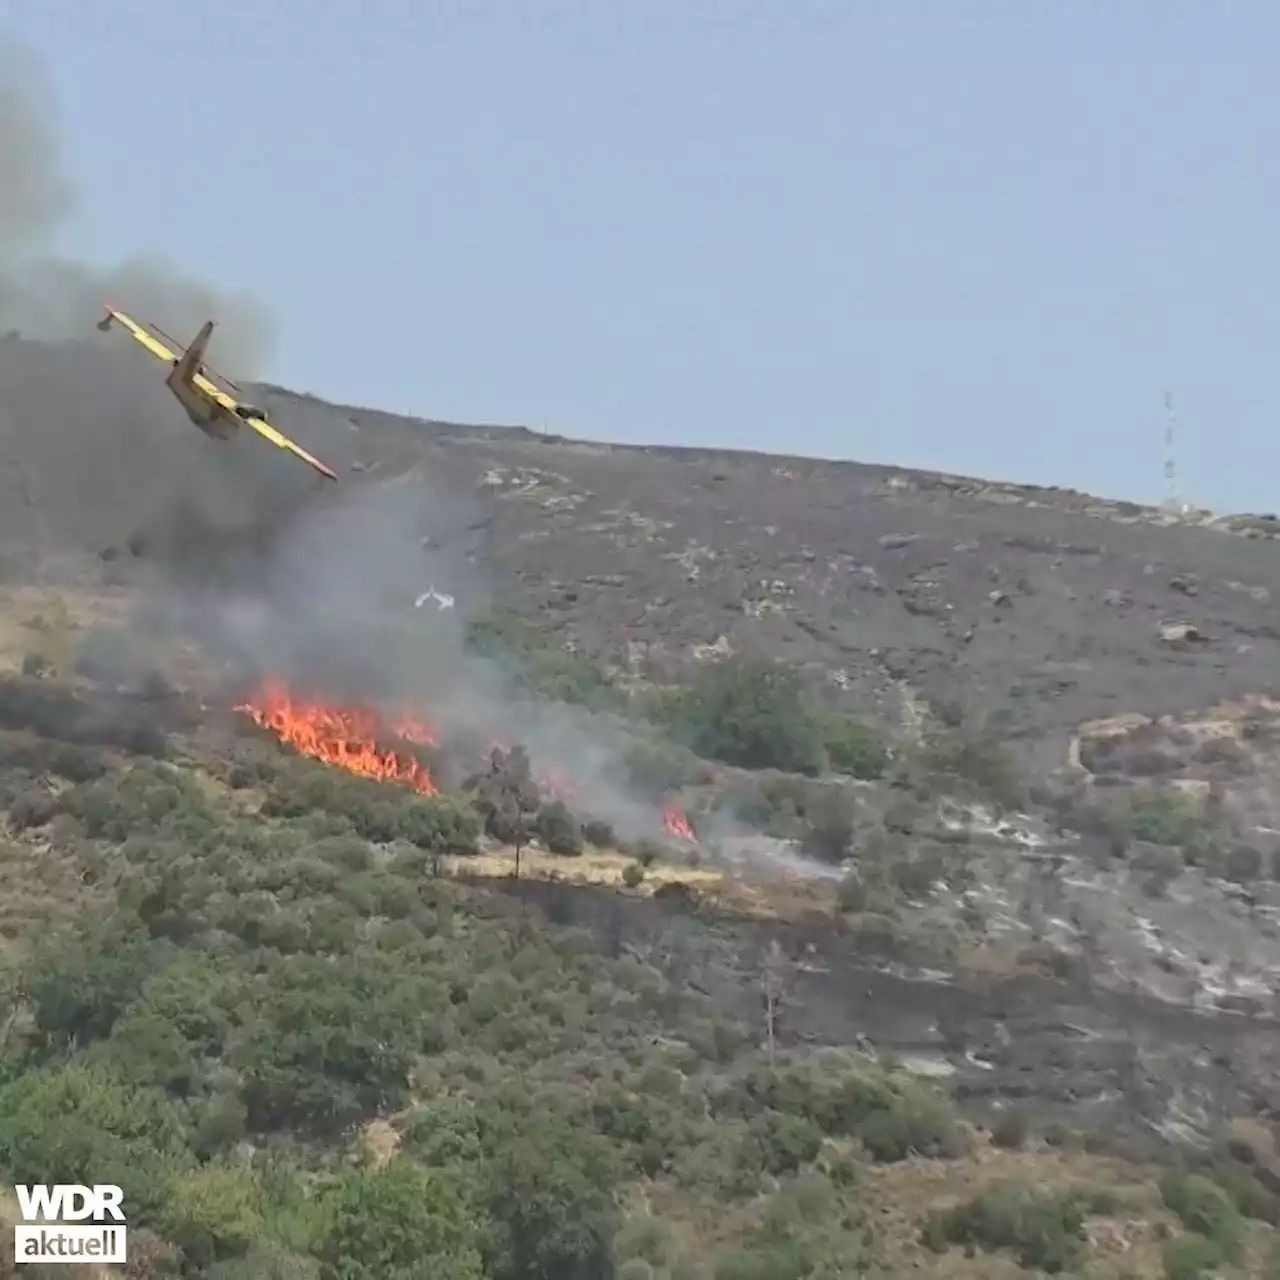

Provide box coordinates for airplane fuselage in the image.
[166,374,239,441]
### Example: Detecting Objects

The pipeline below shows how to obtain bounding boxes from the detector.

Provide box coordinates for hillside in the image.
[253,380,1280,745]
[0,332,1277,1275]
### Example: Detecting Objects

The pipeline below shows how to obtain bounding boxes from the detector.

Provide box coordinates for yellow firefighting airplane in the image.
[96,304,338,482]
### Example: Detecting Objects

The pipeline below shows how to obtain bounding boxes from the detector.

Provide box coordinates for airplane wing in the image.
[211,394,340,482]
[100,305,179,364]
[187,370,338,481]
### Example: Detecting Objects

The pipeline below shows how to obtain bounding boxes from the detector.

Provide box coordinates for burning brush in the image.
[661,800,695,841]
[236,677,699,844]
[236,679,438,794]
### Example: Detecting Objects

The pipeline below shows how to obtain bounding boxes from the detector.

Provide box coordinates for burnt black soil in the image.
[499,877,1280,1144]
[253,381,1280,757]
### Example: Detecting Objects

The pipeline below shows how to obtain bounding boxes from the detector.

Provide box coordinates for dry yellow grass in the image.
[443,842,842,925]
[0,582,134,676]
[444,843,724,893]
[357,1118,402,1170]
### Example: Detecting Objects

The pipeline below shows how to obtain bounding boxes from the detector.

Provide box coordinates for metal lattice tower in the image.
[1162,391,1182,512]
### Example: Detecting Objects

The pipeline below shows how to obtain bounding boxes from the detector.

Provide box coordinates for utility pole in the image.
[761,940,787,1065]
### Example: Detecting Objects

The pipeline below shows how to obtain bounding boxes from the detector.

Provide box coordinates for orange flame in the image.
[237,679,437,795]
[662,801,694,840]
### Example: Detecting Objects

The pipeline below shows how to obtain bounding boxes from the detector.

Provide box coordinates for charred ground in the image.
[250,381,1280,745]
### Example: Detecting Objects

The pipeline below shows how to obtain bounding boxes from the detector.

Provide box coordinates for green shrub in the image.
[1162,1233,1225,1280]
[1159,1171,1244,1258]
[668,658,827,776]
[0,1062,189,1223]
[319,1158,485,1279]
[989,1109,1031,1151]
[403,1101,484,1167]
[536,800,584,856]
[714,1066,963,1164]
[750,1110,823,1175]
[818,713,889,780]
[392,795,481,854]
[922,719,1027,809]
[922,1184,1092,1273]
[160,1164,262,1270]
[465,607,620,708]
[261,765,479,853]
[854,1091,961,1162]
[1128,791,1202,848]
[582,818,616,847]
[713,1222,817,1280]
[480,1118,621,1280]
[624,739,701,795]
[798,788,856,864]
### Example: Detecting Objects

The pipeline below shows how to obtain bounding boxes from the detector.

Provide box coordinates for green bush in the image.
[1162,1233,1225,1280]
[713,1222,817,1280]
[667,658,827,776]
[62,766,208,842]
[922,718,1027,809]
[403,1101,484,1167]
[262,765,479,852]
[465,608,621,709]
[1128,791,1203,848]
[854,1090,961,1162]
[713,1066,964,1164]
[536,800,584,856]
[160,1164,262,1270]
[1198,1157,1279,1225]
[798,788,856,864]
[989,1108,1031,1150]
[319,1159,485,1279]
[750,1110,823,1175]
[391,794,481,854]
[0,1062,189,1223]
[922,1184,1093,1273]
[480,1118,621,1280]
[582,818,616,847]
[1159,1171,1244,1259]
[238,953,447,1134]
[623,739,701,795]
[27,930,172,1049]
[818,713,889,780]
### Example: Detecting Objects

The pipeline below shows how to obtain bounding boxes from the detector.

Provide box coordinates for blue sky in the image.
[2,1,1277,511]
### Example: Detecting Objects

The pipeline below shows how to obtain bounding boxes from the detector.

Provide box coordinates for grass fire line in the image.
[238,678,698,841]
[236,679,437,794]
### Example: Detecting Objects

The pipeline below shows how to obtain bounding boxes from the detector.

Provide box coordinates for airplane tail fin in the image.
[171,320,215,383]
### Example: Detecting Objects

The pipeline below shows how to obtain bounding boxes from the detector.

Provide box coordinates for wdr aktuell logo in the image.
[13,1184,128,1266]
